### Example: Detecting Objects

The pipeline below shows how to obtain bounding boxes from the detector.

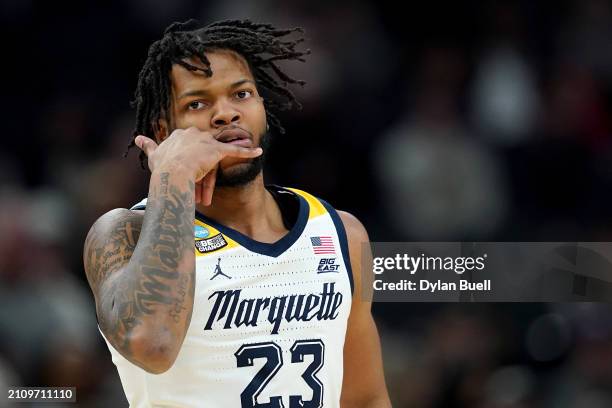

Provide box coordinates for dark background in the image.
[1,0,612,406]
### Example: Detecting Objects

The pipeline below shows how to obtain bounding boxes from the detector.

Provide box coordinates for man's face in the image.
[163,49,268,187]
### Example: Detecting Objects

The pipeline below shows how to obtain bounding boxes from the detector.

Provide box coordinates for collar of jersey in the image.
[194,186,308,258]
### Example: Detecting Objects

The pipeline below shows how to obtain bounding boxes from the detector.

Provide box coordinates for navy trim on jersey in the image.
[130,198,147,210]
[318,199,355,295]
[194,187,309,258]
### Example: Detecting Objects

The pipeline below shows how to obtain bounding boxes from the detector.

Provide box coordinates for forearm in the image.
[98,167,196,372]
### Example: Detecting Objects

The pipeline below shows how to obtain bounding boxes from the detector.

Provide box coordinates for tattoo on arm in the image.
[84,172,196,362]
[84,213,142,293]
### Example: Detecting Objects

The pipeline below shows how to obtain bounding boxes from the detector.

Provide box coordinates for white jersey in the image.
[100,185,354,408]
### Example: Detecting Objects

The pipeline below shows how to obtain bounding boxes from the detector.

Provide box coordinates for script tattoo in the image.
[84,213,142,294]
[170,275,190,323]
[84,172,196,361]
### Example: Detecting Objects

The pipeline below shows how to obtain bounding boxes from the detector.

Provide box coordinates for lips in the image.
[216,127,251,143]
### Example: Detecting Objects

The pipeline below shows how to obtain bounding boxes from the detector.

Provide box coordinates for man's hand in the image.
[134,127,263,206]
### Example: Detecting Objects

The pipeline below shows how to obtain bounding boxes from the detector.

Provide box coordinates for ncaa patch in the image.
[195,233,228,253]
[194,225,210,239]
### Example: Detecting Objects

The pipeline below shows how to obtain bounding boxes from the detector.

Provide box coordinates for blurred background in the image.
[1,0,612,406]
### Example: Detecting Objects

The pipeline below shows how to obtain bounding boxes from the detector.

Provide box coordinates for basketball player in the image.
[83,19,391,407]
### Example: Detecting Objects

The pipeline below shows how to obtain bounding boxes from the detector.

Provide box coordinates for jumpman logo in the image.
[210,257,231,280]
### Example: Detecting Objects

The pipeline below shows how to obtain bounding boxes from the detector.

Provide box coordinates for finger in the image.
[134,135,158,157]
[201,167,217,206]
[197,178,205,204]
[218,144,263,159]
[195,181,202,204]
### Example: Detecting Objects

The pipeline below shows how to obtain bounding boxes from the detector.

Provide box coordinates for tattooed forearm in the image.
[129,174,194,315]
[170,275,190,323]
[84,169,196,370]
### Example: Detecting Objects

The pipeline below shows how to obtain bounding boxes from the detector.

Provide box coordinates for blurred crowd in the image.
[1,0,612,406]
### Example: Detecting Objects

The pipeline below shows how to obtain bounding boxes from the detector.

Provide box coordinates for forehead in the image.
[170,50,254,96]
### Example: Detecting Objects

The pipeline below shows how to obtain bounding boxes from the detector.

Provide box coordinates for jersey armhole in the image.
[318,199,355,295]
[130,197,148,210]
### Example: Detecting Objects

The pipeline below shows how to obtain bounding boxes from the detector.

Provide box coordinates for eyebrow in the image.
[177,79,256,100]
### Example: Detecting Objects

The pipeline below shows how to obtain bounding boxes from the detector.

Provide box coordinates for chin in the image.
[218,160,250,173]
[215,160,263,187]
[219,156,252,168]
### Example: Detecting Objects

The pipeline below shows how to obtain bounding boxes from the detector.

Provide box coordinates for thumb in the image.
[134,135,158,157]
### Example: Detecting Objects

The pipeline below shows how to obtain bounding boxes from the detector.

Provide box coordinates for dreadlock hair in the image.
[124,18,311,169]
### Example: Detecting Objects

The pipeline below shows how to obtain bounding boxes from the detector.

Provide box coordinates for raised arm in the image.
[84,168,196,374]
[83,127,263,374]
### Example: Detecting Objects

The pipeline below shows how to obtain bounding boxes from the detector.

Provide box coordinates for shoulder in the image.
[337,210,370,245]
[83,208,145,290]
[90,208,145,229]
[333,210,375,306]
[84,207,145,250]
[85,208,145,244]
[286,186,369,243]
[336,210,370,292]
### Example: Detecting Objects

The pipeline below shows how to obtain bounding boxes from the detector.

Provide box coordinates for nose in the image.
[211,100,241,128]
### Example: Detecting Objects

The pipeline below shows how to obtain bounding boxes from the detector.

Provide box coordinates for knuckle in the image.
[170,128,187,138]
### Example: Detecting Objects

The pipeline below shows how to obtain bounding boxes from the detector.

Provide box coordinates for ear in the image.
[153,118,169,144]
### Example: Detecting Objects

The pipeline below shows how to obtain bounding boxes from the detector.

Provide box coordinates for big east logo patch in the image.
[317,258,340,273]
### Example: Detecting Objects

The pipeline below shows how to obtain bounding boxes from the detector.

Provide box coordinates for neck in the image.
[195,173,287,242]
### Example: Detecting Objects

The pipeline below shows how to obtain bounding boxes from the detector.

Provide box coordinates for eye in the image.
[187,101,207,111]
[235,90,253,100]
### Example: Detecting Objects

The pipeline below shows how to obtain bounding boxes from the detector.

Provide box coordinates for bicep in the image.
[83,208,143,319]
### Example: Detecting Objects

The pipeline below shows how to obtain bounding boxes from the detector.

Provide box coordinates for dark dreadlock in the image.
[124,18,311,169]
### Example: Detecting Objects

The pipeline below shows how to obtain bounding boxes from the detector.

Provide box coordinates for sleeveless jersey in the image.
[100,185,354,408]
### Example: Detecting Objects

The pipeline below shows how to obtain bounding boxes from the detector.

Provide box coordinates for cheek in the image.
[248,102,267,131]
[175,111,210,130]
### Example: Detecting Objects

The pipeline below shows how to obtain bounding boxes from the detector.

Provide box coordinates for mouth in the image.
[216,127,252,146]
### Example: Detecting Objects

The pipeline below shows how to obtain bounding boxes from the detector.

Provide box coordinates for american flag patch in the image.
[310,236,336,254]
